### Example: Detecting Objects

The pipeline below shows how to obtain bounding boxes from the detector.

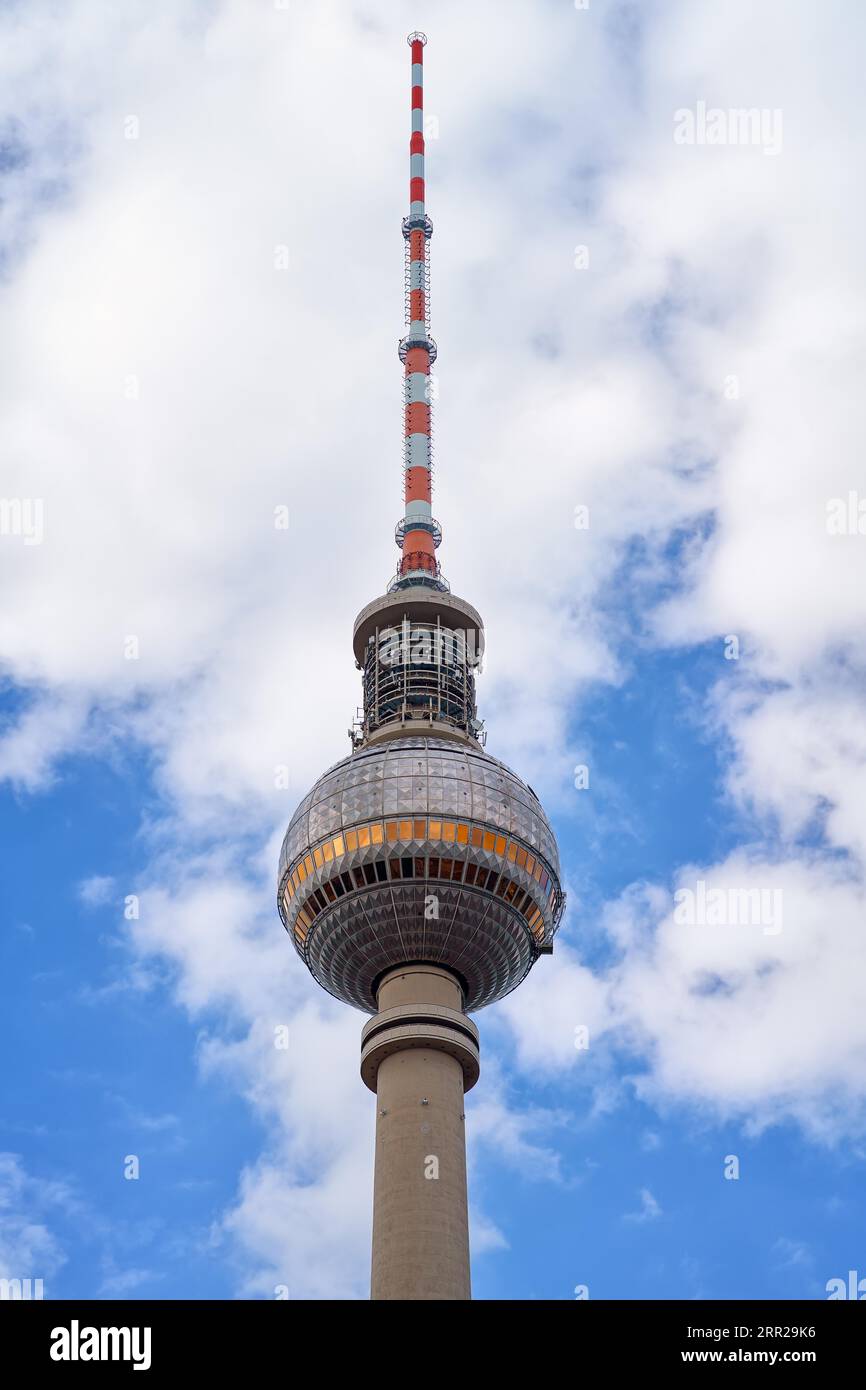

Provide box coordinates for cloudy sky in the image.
[2,0,865,1300]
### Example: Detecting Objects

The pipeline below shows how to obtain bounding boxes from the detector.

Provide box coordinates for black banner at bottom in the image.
[1,1297,860,1373]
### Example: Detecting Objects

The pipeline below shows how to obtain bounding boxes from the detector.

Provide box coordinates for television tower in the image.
[278,33,564,1301]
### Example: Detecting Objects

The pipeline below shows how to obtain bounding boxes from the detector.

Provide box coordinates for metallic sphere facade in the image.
[278,736,564,1014]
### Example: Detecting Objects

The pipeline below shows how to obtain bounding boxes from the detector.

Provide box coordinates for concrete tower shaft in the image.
[365,966,476,1300]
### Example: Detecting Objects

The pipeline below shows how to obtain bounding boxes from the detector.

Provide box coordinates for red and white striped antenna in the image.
[390,32,447,593]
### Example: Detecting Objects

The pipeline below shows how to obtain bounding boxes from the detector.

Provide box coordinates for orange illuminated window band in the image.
[283,818,559,948]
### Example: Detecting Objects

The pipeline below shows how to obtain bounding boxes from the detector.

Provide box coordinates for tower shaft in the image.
[363,965,477,1300]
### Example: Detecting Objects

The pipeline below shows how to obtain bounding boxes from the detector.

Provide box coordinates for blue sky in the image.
[2,0,865,1300]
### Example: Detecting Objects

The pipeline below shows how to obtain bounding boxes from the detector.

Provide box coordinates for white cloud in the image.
[503,856,866,1140]
[624,1188,662,1224]
[467,1061,570,1187]
[97,1265,159,1298]
[773,1237,811,1270]
[77,874,116,908]
[0,693,90,792]
[470,1209,509,1255]
[0,1153,69,1287]
[608,861,866,1139]
[497,940,613,1075]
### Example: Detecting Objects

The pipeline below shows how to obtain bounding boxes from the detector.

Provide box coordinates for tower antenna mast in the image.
[394,31,446,592]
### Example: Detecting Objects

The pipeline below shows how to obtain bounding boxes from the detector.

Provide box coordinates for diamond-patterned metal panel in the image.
[299,881,539,1014]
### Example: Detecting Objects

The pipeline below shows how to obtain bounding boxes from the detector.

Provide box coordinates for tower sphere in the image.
[278,735,563,1015]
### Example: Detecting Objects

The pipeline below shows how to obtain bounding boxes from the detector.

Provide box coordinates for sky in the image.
[1,0,865,1301]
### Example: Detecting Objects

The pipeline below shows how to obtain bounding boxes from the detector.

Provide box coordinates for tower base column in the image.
[361,965,479,1301]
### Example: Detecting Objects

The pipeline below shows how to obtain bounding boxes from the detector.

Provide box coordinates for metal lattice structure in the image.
[359,620,479,739]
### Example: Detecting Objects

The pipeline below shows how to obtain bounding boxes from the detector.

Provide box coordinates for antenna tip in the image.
[407,31,427,46]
